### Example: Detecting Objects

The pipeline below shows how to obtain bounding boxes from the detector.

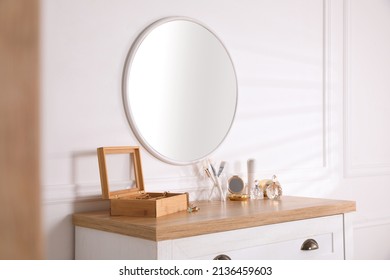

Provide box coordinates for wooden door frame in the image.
[0,0,42,259]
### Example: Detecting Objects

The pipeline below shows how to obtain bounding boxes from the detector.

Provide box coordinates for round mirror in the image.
[123,17,237,165]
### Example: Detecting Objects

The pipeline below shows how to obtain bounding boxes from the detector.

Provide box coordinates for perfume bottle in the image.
[251,180,264,199]
[265,175,282,200]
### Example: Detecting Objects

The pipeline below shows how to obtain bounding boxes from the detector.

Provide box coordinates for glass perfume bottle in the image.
[251,180,264,199]
[265,175,282,200]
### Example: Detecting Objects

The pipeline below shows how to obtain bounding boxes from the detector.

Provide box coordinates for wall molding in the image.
[42,176,209,204]
[322,0,331,169]
[343,0,390,178]
[242,0,335,183]
[277,0,332,180]
[354,216,390,230]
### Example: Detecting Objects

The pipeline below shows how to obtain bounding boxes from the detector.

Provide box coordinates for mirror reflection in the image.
[123,17,237,165]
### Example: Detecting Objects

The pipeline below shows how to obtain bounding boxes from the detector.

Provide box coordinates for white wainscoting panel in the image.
[343,0,390,177]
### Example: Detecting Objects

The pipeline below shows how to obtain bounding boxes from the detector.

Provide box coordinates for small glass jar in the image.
[265,175,282,200]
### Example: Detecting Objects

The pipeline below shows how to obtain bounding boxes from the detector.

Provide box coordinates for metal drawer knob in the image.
[301,239,319,251]
[213,254,231,260]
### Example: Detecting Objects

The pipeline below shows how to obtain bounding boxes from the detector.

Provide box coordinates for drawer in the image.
[170,215,344,260]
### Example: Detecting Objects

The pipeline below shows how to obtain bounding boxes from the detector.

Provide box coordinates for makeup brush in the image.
[207,159,225,201]
[209,162,217,178]
[217,161,226,177]
[204,168,215,183]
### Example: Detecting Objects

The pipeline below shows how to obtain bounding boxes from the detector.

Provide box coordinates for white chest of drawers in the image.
[73,196,355,260]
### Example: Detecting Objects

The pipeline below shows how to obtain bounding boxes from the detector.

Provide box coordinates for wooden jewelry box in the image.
[97,146,189,218]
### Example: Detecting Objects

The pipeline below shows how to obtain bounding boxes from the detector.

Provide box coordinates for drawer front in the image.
[170,215,344,260]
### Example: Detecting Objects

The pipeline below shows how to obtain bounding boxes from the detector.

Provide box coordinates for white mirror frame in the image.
[122,17,238,165]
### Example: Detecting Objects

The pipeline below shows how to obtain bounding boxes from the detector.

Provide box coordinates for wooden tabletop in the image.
[73,196,356,241]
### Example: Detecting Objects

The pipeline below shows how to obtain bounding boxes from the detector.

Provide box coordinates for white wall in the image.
[40,0,390,259]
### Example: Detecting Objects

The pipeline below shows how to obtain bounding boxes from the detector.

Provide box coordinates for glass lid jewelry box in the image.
[97,146,188,218]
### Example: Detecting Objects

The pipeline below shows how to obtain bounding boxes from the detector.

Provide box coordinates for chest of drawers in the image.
[73,196,356,260]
